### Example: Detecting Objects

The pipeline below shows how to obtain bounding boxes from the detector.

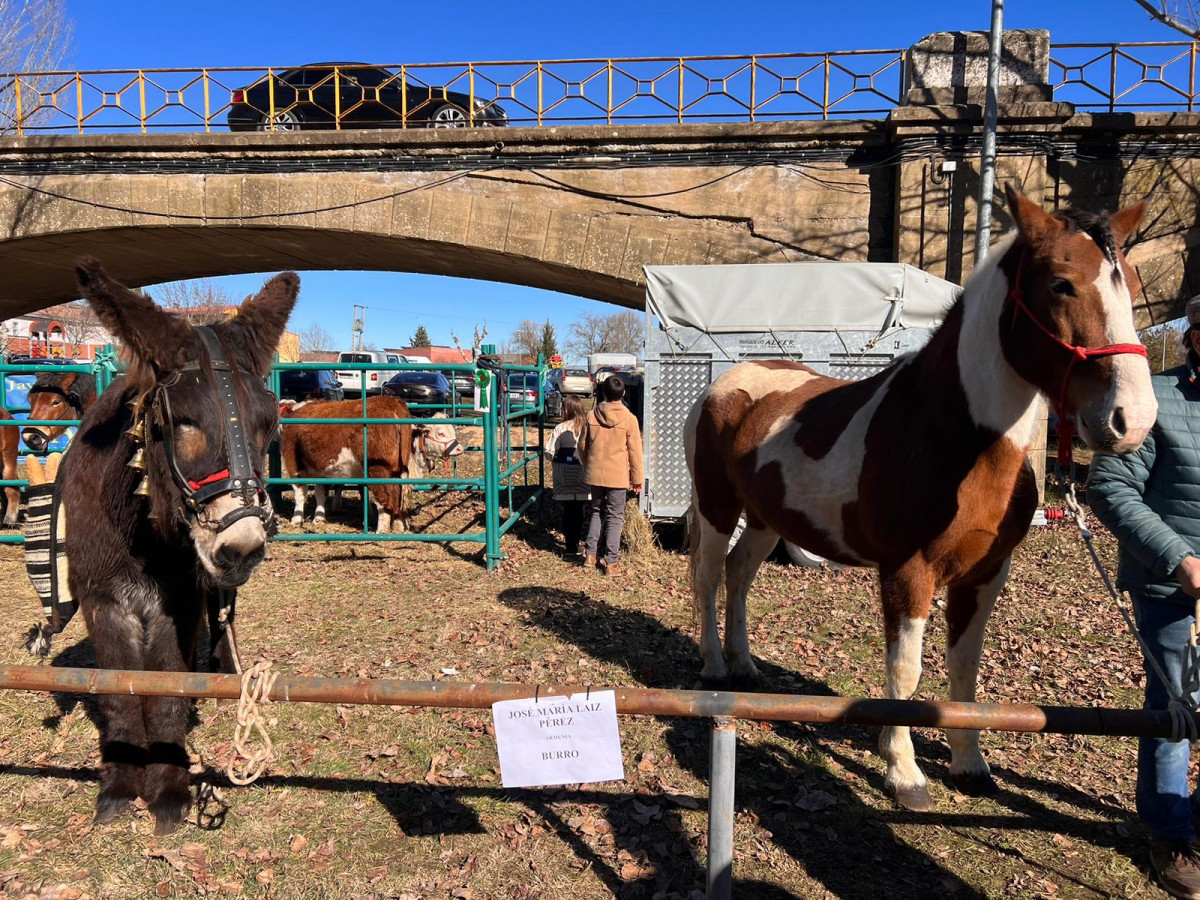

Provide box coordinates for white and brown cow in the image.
[281,396,462,532]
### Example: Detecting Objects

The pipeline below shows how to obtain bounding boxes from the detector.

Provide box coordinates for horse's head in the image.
[21,372,96,452]
[75,259,299,588]
[1000,185,1156,454]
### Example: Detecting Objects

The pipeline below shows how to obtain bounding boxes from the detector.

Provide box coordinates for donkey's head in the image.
[75,259,299,588]
[21,372,96,452]
[1000,185,1156,454]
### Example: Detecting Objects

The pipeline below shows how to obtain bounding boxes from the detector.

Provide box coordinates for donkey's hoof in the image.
[697,675,730,691]
[94,796,132,824]
[950,771,998,797]
[150,800,190,836]
[891,784,935,812]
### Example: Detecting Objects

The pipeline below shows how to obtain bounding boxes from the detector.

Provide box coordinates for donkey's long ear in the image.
[1109,200,1146,248]
[75,257,193,372]
[212,272,299,376]
[1004,184,1060,244]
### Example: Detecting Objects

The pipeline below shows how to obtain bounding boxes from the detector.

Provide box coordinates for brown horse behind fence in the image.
[685,186,1157,811]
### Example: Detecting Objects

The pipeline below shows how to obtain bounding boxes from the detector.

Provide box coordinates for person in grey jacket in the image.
[1089,297,1200,898]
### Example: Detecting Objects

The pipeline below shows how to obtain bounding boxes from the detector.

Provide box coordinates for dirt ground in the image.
[0,471,1187,899]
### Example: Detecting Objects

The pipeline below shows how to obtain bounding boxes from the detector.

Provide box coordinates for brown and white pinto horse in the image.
[21,370,98,453]
[685,186,1157,811]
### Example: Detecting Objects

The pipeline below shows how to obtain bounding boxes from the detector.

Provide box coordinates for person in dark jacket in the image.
[1089,297,1200,898]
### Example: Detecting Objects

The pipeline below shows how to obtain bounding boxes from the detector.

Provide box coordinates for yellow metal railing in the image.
[2,44,1197,136]
[0,52,908,134]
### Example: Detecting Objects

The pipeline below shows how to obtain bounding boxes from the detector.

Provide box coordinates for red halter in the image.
[1007,250,1148,466]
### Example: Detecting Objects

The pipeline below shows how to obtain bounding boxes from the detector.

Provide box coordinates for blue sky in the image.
[60,0,1188,357]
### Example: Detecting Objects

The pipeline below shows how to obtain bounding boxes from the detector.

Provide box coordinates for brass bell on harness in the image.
[127,447,146,471]
[124,418,146,443]
[133,475,152,498]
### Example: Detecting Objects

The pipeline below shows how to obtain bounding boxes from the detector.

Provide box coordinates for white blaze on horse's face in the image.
[190,494,268,588]
[1079,258,1156,454]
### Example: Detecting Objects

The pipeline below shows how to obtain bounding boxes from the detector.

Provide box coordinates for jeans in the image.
[584,487,626,564]
[560,500,585,554]
[1134,589,1200,840]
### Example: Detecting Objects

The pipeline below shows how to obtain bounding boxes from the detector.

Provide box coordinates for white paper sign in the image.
[492,690,625,788]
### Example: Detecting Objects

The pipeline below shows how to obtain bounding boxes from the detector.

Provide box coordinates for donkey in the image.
[685,186,1157,811]
[21,370,98,452]
[63,258,298,834]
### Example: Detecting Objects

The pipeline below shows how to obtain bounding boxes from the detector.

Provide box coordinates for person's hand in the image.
[630,483,643,495]
[1176,555,1200,599]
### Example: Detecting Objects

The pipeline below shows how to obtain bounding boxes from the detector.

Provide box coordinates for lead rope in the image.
[226,658,278,785]
[1057,464,1200,742]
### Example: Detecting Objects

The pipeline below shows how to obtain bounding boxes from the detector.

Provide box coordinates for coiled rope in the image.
[226,658,278,786]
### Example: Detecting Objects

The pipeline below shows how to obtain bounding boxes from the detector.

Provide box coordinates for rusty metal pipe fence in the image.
[0,662,1194,898]
[2,44,1199,136]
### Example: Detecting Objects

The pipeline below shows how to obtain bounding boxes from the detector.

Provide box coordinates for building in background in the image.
[385,345,472,364]
[1,302,114,359]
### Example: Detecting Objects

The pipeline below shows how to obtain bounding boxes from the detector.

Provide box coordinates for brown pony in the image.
[685,187,1157,811]
[0,410,17,525]
[63,259,297,834]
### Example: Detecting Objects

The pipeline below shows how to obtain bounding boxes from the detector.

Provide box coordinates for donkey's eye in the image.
[1050,278,1075,297]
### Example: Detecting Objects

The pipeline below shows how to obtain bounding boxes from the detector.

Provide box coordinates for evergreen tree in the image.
[538,319,558,362]
[409,325,432,348]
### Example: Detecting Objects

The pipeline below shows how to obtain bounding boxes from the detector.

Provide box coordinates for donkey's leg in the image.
[313,485,327,524]
[141,598,202,835]
[290,484,307,525]
[878,563,936,811]
[86,596,147,823]
[692,508,735,687]
[723,523,779,690]
[944,559,1009,796]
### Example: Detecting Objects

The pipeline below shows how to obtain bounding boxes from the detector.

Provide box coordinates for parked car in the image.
[381,371,452,414]
[277,368,344,403]
[227,63,509,131]
[451,370,475,398]
[335,350,403,397]
[507,372,555,415]
[548,367,592,395]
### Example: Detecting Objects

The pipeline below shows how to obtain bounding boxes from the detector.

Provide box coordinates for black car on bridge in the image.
[226,63,508,131]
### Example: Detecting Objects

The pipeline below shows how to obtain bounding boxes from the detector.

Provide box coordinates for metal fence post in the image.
[707,715,737,900]
[482,359,502,569]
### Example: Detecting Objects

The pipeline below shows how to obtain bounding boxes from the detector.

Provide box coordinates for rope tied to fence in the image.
[226,658,278,786]
[1060,473,1200,742]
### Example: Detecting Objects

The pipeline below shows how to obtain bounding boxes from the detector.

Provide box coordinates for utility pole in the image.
[351,305,366,351]
[974,0,1005,266]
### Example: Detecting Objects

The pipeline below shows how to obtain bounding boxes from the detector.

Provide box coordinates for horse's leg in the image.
[2,427,19,526]
[313,485,327,524]
[85,595,147,823]
[723,522,778,690]
[141,595,202,835]
[290,483,307,525]
[944,558,1009,796]
[691,507,734,687]
[878,562,935,811]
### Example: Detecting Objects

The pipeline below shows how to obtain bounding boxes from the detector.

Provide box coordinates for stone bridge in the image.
[1,41,1199,324]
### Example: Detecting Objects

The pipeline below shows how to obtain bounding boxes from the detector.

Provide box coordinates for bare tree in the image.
[149,279,234,325]
[567,310,642,358]
[57,301,105,359]
[509,319,543,361]
[0,0,75,132]
[1132,0,1200,37]
[298,322,334,353]
[450,322,489,361]
[1140,320,1189,372]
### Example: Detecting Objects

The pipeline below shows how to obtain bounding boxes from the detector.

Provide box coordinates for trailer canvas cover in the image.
[641,262,961,523]
[644,261,957,333]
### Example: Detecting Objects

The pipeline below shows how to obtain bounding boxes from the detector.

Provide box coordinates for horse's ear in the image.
[1004,184,1060,244]
[74,257,192,372]
[1109,200,1146,247]
[212,272,299,376]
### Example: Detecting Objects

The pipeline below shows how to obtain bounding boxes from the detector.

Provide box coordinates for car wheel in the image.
[256,109,304,132]
[430,103,468,128]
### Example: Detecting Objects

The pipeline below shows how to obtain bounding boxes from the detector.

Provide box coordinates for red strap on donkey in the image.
[1008,251,1147,466]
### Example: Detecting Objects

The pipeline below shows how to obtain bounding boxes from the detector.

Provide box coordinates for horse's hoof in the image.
[729,671,761,692]
[891,784,935,812]
[94,797,131,824]
[950,771,998,797]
